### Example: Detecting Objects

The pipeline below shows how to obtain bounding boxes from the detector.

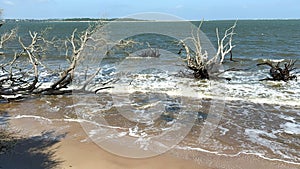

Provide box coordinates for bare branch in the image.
[50,25,97,91]
[180,21,237,79]
[18,34,39,91]
[0,21,117,100]
[216,21,237,63]
[80,67,101,90]
[0,28,17,49]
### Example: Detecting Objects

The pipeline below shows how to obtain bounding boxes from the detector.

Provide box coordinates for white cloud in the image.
[3,0,15,5]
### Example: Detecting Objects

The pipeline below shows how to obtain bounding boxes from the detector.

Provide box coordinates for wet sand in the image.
[1,117,212,169]
[1,96,299,169]
[2,117,298,169]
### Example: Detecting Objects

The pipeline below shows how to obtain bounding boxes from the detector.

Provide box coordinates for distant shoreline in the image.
[2,18,300,23]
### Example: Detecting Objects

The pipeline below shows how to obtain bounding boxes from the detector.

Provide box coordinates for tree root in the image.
[257,60,297,82]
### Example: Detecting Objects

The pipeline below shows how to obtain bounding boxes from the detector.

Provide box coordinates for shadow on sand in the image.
[0,111,66,169]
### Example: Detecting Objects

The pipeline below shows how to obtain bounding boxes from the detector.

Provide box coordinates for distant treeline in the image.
[63,18,115,21]
[2,18,148,22]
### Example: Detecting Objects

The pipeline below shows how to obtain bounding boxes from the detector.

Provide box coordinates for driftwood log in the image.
[138,48,160,58]
[257,60,297,81]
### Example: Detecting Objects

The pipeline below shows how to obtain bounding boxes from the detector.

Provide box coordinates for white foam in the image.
[106,69,300,107]
[128,126,140,137]
[12,115,128,130]
[1,94,23,99]
[262,59,285,63]
[242,128,300,163]
[245,129,277,142]
[118,132,128,137]
[278,114,296,123]
[14,115,53,123]
[134,136,151,151]
[218,125,229,136]
[280,122,300,135]
[176,146,300,165]
[89,129,98,137]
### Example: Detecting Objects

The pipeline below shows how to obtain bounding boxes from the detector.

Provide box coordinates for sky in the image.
[0,0,300,20]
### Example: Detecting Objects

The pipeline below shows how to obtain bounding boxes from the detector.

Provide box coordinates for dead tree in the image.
[257,60,297,81]
[0,29,16,49]
[40,25,109,95]
[138,48,160,58]
[0,28,17,55]
[137,42,160,57]
[0,23,111,101]
[0,29,53,100]
[179,21,236,79]
[216,24,236,64]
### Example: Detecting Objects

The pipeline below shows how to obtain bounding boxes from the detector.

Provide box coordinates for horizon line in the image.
[2,17,300,22]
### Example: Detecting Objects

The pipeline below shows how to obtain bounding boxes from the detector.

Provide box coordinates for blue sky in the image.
[0,0,300,20]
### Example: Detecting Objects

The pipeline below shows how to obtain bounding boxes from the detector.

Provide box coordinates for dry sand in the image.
[57,139,211,169]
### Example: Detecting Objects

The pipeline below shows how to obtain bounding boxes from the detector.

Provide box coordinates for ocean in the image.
[0,20,299,168]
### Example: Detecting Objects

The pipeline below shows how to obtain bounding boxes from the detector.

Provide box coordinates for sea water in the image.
[0,20,299,168]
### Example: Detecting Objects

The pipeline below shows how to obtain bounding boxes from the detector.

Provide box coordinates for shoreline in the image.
[1,118,212,169]
[56,139,211,169]
[1,94,299,169]
[1,115,299,169]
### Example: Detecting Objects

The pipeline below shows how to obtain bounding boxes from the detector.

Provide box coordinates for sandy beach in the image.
[0,117,212,169]
[56,139,210,169]
[1,114,299,169]
[0,95,299,169]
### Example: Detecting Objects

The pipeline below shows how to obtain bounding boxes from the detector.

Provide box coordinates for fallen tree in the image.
[0,22,113,101]
[257,60,297,81]
[179,21,237,79]
[0,21,139,102]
